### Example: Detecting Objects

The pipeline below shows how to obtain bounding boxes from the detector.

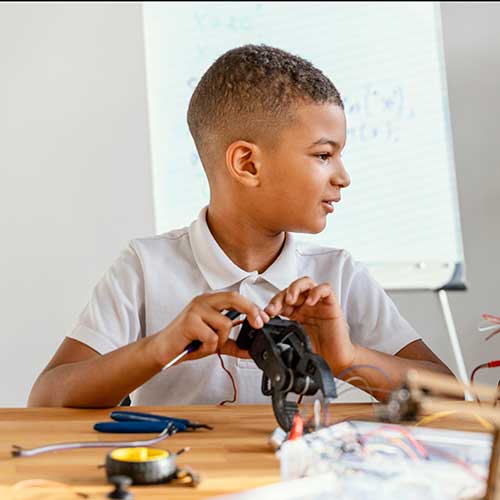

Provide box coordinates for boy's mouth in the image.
[321,200,335,213]
[321,195,341,213]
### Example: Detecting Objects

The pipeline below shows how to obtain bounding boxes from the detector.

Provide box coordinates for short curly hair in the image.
[187,44,343,174]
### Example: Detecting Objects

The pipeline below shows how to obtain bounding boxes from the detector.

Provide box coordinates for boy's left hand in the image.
[264,277,356,375]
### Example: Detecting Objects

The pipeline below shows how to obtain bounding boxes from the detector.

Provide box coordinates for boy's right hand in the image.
[151,291,269,366]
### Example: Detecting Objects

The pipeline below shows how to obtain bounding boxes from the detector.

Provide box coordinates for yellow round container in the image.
[109,447,169,462]
[106,447,175,484]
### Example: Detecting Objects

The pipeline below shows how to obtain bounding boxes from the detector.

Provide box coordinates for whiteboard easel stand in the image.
[437,288,473,401]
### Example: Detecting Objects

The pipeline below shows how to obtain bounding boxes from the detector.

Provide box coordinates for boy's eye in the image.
[316,153,331,162]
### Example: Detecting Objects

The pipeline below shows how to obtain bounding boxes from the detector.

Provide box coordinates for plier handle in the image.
[94,411,213,433]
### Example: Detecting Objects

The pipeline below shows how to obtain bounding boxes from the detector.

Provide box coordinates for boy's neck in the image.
[206,205,286,275]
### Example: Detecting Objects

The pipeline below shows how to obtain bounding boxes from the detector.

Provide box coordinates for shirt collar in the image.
[188,206,298,291]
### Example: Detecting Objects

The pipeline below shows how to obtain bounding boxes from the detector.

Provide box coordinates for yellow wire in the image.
[415,410,494,431]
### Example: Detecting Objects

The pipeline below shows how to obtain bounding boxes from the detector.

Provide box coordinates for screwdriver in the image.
[161,309,241,371]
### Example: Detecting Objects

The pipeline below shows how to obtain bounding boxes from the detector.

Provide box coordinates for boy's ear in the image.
[225,140,262,187]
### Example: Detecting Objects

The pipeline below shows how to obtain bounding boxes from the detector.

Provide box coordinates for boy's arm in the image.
[28,336,172,407]
[28,292,268,407]
[340,339,454,401]
[265,277,455,403]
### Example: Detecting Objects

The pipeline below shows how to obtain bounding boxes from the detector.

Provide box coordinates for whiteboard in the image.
[142,1,465,290]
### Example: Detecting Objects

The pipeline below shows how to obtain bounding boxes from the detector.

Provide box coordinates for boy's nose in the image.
[331,162,350,188]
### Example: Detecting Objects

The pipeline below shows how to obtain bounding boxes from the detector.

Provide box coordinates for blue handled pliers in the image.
[94,411,213,433]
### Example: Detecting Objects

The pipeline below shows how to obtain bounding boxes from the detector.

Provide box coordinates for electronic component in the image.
[236,316,337,431]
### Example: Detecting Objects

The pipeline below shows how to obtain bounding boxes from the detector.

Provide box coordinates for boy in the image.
[28,45,452,408]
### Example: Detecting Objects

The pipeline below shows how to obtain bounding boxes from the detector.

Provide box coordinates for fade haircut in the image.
[187,44,343,176]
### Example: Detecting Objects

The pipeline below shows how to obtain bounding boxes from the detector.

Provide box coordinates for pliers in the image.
[94,411,213,433]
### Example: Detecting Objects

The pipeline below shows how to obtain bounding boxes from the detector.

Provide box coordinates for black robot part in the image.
[236,316,337,431]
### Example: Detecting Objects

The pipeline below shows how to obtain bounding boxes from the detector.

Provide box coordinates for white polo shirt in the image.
[68,206,420,405]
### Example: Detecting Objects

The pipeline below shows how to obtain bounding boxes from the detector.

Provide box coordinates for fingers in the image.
[196,309,253,358]
[203,308,239,351]
[200,291,269,329]
[265,276,317,317]
[285,277,317,304]
[219,339,252,359]
[265,289,290,317]
[181,291,269,358]
[304,283,336,306]
[185,316,220,357]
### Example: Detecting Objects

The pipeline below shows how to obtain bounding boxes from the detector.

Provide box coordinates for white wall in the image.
[0,2,499,406]
[0,2,155,406]
[389,2,500,387]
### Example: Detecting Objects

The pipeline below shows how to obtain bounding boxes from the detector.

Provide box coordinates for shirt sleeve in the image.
[67,242,145,354]
[344,259,421,355]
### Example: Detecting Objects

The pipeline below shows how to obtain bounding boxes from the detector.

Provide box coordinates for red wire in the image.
[482,313,500,324]
[425,445,487,482]
[485,328,500,341]
[381,424,429,459]
[364,426,428,460]
[217,352,237,405]
[289,413,305,440]
[470,361,500,404]
[470,363,490,385]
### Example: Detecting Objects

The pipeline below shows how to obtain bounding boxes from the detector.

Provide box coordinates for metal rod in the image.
[162,348,189,371]
[12,423,175,457]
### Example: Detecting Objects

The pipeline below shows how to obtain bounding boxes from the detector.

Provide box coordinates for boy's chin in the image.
[292,219,327,234]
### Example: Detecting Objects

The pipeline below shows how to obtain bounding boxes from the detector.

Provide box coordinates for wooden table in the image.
[0,403,487,500]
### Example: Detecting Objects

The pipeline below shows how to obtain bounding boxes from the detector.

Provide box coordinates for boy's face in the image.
[258,102,350,234]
